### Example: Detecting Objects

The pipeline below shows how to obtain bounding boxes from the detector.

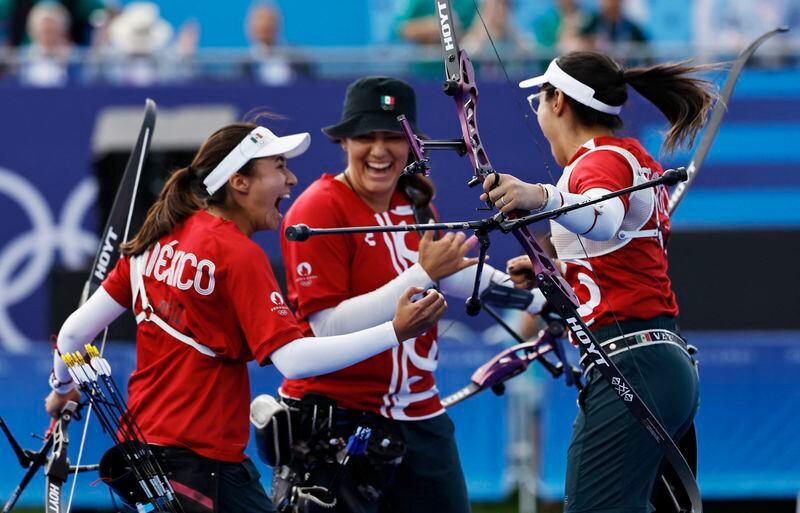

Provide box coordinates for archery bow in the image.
[424,1,707,511]
[64,98,157,513]
[429,1,787,509]
[1,403,98,513]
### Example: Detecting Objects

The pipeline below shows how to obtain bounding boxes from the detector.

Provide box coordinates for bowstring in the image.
[66,122,152,513]
[467,0,666,423]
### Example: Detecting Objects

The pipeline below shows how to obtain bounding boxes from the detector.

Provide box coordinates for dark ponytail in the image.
[121,122,260,255]
[546,51,719,154]
[623,61,718,153]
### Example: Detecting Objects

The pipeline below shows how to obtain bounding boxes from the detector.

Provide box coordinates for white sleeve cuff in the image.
[49,370,77,394]
[309,263,433,337]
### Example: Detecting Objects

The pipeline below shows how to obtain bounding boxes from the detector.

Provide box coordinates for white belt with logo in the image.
[580,329,688,375]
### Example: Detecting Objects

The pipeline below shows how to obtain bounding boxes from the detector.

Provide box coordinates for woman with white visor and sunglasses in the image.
[481,51,717,513]
[44,121,446,513]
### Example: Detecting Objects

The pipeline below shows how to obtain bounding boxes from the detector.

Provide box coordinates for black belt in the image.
[579,328,689,375]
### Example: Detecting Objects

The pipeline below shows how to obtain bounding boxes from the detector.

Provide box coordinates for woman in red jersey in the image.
[43,122,446,513]
[277,76,546,513]
[481,51,715,513]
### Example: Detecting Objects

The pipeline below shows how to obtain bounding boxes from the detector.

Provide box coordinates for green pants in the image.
[381,413,471,513]
[564,340,699,513]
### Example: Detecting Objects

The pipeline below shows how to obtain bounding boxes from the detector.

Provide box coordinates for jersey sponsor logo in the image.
[143,241,216,296]
[295,261,317,287]
[269,291,290,316]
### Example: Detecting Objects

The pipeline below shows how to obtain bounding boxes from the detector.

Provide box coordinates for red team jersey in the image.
[102,210,303,462]
[280,174,443,420]
[560,136,679,330]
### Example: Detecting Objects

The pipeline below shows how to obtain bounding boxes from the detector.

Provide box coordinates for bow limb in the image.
[668,26,789,214]
[64,99,157,513]
[432,1,707,511]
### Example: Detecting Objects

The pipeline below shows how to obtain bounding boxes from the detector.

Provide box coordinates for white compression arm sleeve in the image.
[309,261,510,337]
[543,184,625,241]
[270,321,398,379]
[55,288,399,383]
[308,263,433,337]
[53,287,127,391]
[310,262,546,338]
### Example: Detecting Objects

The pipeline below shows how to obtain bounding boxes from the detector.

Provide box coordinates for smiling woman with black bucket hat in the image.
[274,77,545,511]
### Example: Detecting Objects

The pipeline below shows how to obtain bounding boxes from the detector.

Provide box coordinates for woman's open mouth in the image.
[365,161,393,174]
[275,193,290,213]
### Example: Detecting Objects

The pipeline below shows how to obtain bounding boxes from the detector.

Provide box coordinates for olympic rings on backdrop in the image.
[0,167,98,352]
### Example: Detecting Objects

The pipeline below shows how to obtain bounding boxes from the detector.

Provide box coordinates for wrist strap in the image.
[49,370,76,394]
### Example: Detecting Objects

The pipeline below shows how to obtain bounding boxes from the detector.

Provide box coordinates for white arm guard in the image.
[544,185,625,241]
[52,287,127,392]
[308,263,432,337]
[270,321,398,379]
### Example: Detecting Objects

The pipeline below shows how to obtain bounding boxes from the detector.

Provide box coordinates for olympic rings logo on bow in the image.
[0,167,99,352]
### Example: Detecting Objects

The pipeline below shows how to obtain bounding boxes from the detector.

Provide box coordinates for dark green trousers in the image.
[564,341,699,513]
[381,413,471,513]
[218,459,275,513]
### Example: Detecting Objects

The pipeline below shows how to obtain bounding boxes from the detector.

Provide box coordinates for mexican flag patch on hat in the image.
[380,95,395,111]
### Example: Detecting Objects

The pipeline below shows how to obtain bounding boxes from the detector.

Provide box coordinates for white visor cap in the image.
[519,59,622,115]
[203,126,311,195]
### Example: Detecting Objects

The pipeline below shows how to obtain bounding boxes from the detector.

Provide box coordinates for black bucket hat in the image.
[322,76,421,140]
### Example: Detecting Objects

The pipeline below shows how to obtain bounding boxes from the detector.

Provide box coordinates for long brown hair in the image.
[543,51,720,154]
[399,172,435,209]
[121,123,259,256]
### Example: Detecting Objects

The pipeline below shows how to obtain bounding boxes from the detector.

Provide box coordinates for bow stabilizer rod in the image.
[501,167,688,233]
[286,169,685,243]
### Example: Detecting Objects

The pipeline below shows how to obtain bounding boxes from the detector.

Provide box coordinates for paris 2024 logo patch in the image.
[295,261,317,288]
[269,291,290,316]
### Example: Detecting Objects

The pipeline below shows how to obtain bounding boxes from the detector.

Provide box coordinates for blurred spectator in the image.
[462,0,534,58]
[580,0,648,53]
[694,0,799,62]
[0,0,108,47]
[245,3,309,85]
[394,0,476,45]
[88,2,195,86]
[17,1,75,86]
[531,0,593,53]
[392,0,477,77]
[461,0,534,77]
